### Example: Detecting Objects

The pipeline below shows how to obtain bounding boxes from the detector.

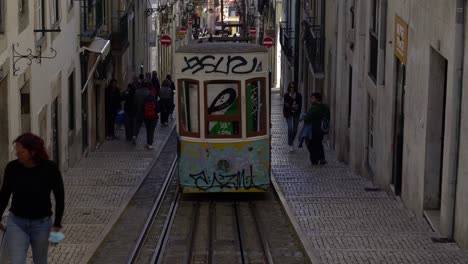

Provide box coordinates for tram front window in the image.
[178,80,200,137]
[205,81,241,138]
[246,78,267,136]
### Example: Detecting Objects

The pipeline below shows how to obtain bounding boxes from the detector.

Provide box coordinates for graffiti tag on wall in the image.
[181,55,262,74]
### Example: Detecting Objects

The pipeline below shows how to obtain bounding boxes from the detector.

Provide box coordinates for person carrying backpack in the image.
[303,92,330,165]
[143,93,159,150]
[159,79,173,126]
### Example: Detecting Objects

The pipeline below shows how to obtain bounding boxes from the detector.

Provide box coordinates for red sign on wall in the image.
[263,36,274,48]
[160,35,172,46]
[249,27,257,35]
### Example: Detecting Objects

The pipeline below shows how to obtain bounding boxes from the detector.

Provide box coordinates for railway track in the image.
[90,130,310,263]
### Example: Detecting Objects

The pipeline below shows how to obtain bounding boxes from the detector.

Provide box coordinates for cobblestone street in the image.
[270,90,468,264]
[43,119,176,264]
[7,90,468,264]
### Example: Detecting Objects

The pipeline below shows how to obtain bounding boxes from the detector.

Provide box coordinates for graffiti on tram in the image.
[181,55,263,75]
[178,140,270,192]
[189,165,268,191]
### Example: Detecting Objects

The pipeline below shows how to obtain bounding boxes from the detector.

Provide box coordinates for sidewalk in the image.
[45,119,176,264]
[270,91,468,264]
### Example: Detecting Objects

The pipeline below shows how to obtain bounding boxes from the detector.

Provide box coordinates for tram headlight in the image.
[216,158,232,173]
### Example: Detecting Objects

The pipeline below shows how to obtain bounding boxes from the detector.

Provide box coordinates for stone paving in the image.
[18,118,175,264]
[269,90,468,264]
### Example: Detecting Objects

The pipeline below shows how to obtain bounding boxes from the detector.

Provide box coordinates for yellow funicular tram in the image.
[175,42,271,193]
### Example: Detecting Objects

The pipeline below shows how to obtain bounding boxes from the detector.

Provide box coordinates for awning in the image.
[79,37,110,59]
[80,37,111,93]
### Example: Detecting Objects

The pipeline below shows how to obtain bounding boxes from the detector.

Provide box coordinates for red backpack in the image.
[144,97,157,120]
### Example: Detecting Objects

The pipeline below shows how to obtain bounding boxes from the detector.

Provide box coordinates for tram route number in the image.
[181,55,263,75]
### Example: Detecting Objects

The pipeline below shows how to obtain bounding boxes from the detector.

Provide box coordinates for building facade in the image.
[0,0,82,174]
[322,0,468,248]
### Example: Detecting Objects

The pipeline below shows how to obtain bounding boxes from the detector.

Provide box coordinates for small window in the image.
[0,0,5,33]
[205,81,241,138]
[246,78,267,137]
[50,0,60,25]
[178,79,200,137]
[34,0,45,40]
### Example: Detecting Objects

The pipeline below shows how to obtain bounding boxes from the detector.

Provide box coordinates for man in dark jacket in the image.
[122,83,136,141]
[303,92,330,165]
[132,75,151,145]
[105,79,121,140]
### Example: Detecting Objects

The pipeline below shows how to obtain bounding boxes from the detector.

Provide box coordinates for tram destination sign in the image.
[176,53,267,75]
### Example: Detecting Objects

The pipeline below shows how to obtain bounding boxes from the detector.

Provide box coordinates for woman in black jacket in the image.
[283,82,302,152]
[0,133,65,263]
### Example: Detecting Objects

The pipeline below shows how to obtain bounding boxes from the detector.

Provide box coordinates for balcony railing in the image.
[80,0,104,41]
[110,13,129,52]
[304,22,324,75]
[280,22,295,63]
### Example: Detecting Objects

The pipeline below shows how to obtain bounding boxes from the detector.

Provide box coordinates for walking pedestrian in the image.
[165,74,176,120]
[0,133,65,264]
[283,82,302,152]
[303,92,330,165]
[122,83,136,141]
[143,93,159,150]
[151,71,161,98]
[159,79,173,126]
[132,74,152,144]
[105,79,121,140]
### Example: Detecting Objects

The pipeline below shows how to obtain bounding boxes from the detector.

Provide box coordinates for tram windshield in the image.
[178,80,200,136]
[205,81,241,137]
[246,78,267,136]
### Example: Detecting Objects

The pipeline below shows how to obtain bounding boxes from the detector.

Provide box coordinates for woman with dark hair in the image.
[0,132,65,264]
[283,82,302,152]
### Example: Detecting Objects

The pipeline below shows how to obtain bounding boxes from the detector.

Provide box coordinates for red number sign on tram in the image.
[263,36,274,48]
[160,35,172,46]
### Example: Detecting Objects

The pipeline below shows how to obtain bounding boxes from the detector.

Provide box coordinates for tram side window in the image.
[179,80,200,137]
[205,81,241,138]
[246,78,267,136]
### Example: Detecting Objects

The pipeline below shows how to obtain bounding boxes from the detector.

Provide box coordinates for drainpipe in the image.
[440,0,465,238]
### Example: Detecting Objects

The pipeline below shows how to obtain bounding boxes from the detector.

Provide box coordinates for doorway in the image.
[392,59,406,195]
[423,48,448,229]
[95,85,100,145]
[51,97,60,165]
[0,77,9,184]
[20,82,31,133]
[82,90,89,153]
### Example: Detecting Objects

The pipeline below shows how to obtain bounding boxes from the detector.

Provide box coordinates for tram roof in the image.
[176,42,268,53]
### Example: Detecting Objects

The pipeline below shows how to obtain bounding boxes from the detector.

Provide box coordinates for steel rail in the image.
[249,202,274,264]
[184,202,201,264]
[208,201,216,264]
[126,157,178,264]
[234,202,247,264]
[151,185,181,264]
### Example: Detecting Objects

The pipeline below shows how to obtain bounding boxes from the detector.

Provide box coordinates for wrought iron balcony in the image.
[303,21,324,75]
[80,0,104,42]
[280,22,295,63]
